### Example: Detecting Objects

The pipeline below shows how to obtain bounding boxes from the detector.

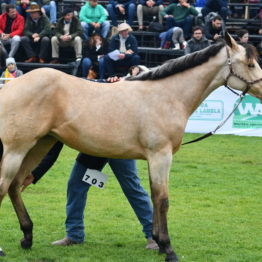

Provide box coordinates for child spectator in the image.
[0,57,23,85]
[82,33,108,79]
[160,26,186,49]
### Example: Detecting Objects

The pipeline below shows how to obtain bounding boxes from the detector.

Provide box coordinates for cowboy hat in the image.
[26,3,41,13]
[117,23,132,32]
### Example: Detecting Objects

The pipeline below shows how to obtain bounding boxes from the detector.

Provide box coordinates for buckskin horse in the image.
[0,33,262,262]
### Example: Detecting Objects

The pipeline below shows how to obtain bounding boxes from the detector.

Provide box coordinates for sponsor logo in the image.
[233,95,262,128]
[190,100,224,121]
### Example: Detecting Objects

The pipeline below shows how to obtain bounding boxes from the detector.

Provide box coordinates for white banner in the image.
[185,86,262,137]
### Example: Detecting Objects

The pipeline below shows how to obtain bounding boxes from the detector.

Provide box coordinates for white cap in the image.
[6,57,16,66]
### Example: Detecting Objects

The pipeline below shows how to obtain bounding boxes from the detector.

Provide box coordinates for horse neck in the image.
[164,47,228,117]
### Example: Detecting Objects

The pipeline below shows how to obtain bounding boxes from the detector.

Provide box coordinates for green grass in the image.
[0,134,262,262]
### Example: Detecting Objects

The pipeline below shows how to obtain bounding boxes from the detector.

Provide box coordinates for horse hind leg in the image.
[147,148,178,262]
[8,136,57,250]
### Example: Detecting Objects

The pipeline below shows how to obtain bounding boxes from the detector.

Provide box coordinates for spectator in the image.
[16,0,30,19]
[50,8,82,64]
[0,57,23,85]
[21,3,51,63]
[37,0,57,27]
[201,0,229,21]
[107,0,136,27]
[160,0,198,39]
[104,22,140,77]
[236,29,249,44]
[82,33,107,79]
[159,26,186,49]
[1,0,16,14]
[0,4,25,58]
[79,0,110,41]
[0,44,8,73]
[137,0,164,30]
[185,26,210,54]
[204,15,224,43]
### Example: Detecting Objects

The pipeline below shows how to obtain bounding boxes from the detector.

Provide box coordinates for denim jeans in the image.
[81,21,110,41]
[42,1,57,24]
[66,155,153,242]
[107,2,136,26]
[82,56,105,79]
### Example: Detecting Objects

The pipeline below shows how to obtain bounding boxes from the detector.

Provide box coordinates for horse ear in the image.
[225,31,239,50]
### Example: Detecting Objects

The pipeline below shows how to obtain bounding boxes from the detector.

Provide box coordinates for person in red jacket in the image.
[0,4,25,58]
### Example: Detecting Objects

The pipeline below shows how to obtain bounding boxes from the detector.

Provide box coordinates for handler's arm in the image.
[21,141,64,191]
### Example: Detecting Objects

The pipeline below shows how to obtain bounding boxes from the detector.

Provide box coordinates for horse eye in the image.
[248,64,255,68]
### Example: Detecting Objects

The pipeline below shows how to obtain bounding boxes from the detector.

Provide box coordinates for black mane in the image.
[126,41,226,81]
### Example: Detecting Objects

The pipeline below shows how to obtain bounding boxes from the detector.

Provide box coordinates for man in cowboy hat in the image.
[50,8,83,64]
[20,2,51,63]
[104,22,140,77]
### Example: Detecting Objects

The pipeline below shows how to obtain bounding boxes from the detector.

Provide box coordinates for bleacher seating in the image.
[4,0,262,76]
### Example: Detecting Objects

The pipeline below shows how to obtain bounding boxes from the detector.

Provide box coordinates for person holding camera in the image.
[204,15,225,43]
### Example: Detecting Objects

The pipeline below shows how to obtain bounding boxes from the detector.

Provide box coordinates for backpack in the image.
[148,22,165,33]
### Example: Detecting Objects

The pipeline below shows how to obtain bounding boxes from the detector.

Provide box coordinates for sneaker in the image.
[51,237,81,246]
[146,238,159,250]
[173,43,180,50]
[182,41,187,49]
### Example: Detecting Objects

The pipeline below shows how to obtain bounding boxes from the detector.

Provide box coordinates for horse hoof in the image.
[0,247,6,256]
[20,238,32,249]
[165,252,179,262]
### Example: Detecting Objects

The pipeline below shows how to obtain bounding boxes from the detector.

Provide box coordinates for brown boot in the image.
[24,57,38,63]
[51,237,81,246]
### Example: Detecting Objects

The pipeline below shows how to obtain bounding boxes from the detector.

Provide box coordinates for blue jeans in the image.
[66,155,153,242]
[82,56,105,79]
[107,2,136,26]
[42,1,57,24]
[104,54,140,77]
[81,21,110,41]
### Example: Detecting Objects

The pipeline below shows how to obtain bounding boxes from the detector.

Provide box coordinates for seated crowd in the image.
[0,0,261,80]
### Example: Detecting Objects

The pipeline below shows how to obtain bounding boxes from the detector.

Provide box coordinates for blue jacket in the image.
[138,0,163,6]
[109,33,138,56]
[205,0,227,10]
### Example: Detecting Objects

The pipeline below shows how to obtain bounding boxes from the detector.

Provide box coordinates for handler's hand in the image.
[21,174,34,192]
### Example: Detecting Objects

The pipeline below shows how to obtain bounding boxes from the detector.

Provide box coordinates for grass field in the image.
[0,134,262,262]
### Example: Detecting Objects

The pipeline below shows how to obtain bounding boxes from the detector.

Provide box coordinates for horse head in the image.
[224,32,262,101]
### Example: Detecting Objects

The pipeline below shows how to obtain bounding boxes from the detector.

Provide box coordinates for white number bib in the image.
[82,169,108,189]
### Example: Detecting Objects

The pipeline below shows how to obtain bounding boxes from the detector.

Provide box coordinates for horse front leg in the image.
[148,148,178,262]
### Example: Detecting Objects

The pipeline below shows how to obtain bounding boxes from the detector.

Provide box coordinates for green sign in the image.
[233,95,262,129]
